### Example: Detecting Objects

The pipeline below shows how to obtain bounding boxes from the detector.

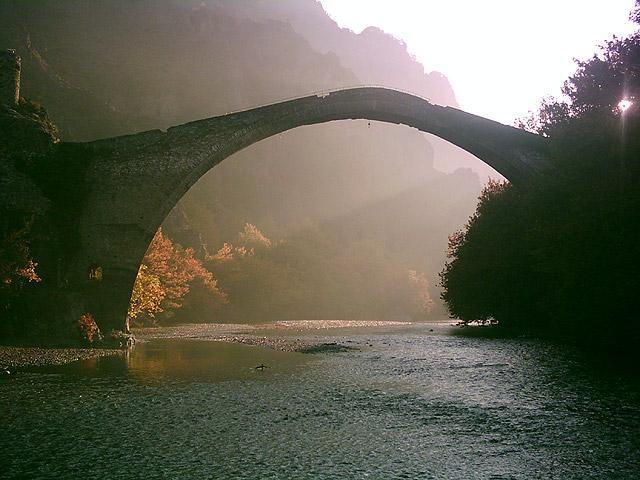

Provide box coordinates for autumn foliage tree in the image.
[237,223,272,249]
[127,265,165,323]
[128,228,226,326]
[0,215,41,316]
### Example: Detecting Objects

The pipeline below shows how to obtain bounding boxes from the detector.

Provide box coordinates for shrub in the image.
[77,313,101,345]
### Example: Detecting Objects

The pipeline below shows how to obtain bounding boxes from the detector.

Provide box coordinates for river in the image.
[1,322,639,479]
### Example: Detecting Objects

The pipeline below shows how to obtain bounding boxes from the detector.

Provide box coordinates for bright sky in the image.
[319,0,637,124]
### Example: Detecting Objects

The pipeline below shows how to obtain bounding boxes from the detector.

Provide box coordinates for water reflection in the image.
[52,339,311,383]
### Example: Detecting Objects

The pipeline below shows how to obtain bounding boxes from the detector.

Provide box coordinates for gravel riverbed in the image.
[0,346,123,369]
[133,320,414,353]
[1,321,417,368]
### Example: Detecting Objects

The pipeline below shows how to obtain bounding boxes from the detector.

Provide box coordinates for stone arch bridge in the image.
[23,86,554,333]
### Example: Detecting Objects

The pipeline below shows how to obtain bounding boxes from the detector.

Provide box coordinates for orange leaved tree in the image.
[128,228,226,326]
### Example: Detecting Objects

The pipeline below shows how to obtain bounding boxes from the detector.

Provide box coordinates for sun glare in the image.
[618,98,633,112]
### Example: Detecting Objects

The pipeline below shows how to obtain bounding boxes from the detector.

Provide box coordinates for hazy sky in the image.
[319,0,637,124]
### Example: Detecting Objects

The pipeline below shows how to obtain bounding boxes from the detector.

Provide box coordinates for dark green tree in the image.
[441,21,640,347]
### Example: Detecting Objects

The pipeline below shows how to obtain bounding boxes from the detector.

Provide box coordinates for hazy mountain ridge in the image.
[1,0,362,140]
[220,0,458,105]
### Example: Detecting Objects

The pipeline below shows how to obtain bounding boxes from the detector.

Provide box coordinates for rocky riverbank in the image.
[131,321,399,353]
[214,335,357,354]
[0,346,122,369]
[1,321,441,368]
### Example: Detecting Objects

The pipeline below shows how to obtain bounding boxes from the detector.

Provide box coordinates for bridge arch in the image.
[76,87,550,332]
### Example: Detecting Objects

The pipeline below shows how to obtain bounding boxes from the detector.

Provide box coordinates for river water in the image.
[2,323,640,479]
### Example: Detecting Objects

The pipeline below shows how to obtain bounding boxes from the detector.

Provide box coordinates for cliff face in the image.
[0,100,53,216]
[0,48,56,215]
[1,1,362,140]
[0,62,67,340]
[222,0,458,106]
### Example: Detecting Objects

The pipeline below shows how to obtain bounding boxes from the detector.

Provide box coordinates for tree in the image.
[128,228,226,326]
[631,0,640,25]
[127,265,165,323]
[441,22,640,347]
[440,180,519,325]
[237,223,272,249]
[0,215,41,315]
